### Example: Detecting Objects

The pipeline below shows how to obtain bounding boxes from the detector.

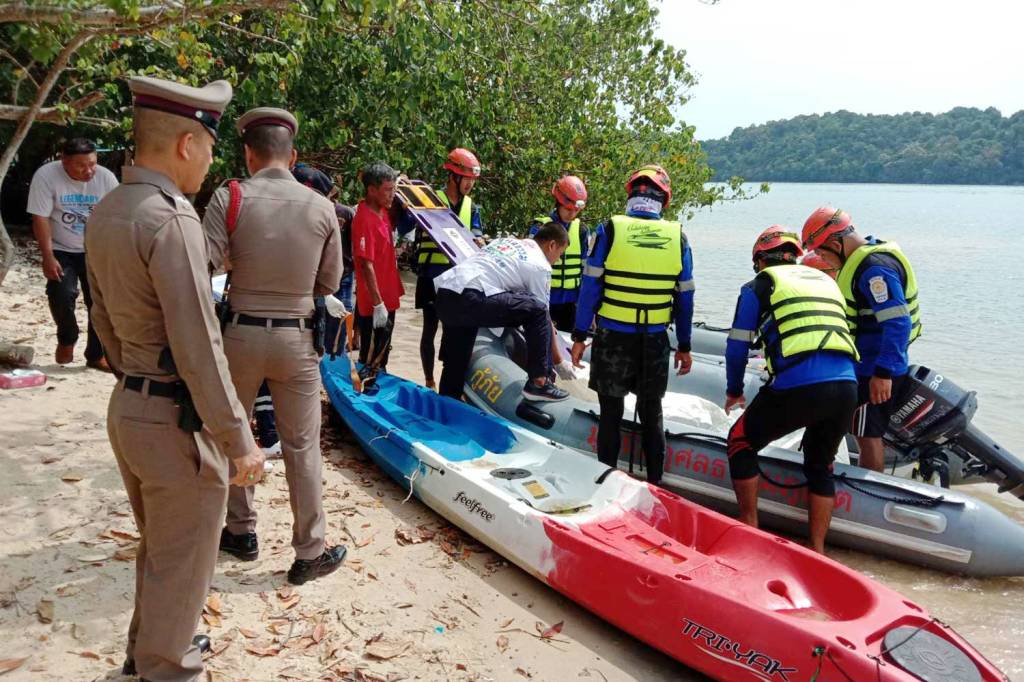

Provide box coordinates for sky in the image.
[656,0,1024,140]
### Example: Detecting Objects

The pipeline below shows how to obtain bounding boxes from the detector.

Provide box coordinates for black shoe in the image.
[219,528,259,561]
[287,545,347,585]
[122,635,211,676]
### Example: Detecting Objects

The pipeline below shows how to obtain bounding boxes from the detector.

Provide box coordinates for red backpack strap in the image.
[226,179,243,235]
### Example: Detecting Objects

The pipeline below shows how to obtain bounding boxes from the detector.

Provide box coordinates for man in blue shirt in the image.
[801,207,921,472]
[724,226,859,553]
[527,175,590,332]
[570,165,693,485]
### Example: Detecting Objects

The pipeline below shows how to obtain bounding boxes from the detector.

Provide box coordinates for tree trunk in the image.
[0,29,94,286]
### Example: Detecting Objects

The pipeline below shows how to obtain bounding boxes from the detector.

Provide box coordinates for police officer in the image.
[85,76,264,681]
[801,207,922,473]
[527,175,590,332]
[404,148,484,389]
[203,108,346,584]
[724,227,860,553]
[570,165,694,485]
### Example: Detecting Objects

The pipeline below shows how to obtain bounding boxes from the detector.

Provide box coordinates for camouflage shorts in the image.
[588,327,669,399]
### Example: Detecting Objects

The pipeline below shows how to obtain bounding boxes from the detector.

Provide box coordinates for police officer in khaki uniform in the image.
[203,107,347,584]
[85,76,265,682]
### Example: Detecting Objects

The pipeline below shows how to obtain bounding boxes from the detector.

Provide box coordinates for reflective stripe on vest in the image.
[597,215,683,326]
[417,192,474,265]
[835,241,922,343]
[535,216,582,291]
[759,264,859,375]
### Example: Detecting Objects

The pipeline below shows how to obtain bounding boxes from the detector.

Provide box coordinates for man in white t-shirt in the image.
[434,222,573,401]
[27,138,119,368]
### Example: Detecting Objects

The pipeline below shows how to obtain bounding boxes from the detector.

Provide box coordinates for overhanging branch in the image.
[0,0,294,27]
[0,90,106,123]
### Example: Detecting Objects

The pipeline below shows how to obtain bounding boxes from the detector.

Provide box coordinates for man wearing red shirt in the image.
[352,162,403,378]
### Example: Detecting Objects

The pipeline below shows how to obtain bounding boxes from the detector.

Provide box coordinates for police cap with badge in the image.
[129,75,233,138]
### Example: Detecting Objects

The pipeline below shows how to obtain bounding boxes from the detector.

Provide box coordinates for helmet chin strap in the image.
[821,237,847,264]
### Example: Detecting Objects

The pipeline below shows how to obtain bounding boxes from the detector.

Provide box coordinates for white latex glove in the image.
[372,302,388,329]
[554,359,576,381]
[324,295,347,318]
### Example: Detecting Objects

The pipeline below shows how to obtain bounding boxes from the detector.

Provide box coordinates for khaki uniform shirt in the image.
[85,166,256,460]
[203,166,342,317]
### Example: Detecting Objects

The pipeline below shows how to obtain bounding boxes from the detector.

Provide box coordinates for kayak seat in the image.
[366,378,517,460]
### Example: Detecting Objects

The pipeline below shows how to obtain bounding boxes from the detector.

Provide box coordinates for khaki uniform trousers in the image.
[222,321,325,560]
[108,383,228,682]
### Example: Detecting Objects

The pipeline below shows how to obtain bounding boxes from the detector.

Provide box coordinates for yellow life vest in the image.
[757,264,859,374]
[835,241,921,342]
[597,215,683,326]
[417,192,473,266]
[534,216,583,291]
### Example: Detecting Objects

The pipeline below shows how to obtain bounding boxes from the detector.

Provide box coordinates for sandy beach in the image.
[0,242,693,682]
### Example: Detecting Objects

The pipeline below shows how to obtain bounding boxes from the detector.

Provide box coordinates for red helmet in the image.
[801,251,837,279]
[552,175,587,210]
[752,225,803,261]
[444,148,481,178]
[626,164,672,206]
[801,206,853,252]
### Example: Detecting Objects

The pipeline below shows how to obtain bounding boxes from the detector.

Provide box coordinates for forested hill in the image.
[702,107,1024,185]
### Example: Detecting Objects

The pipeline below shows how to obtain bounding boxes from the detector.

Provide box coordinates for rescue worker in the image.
[434,223,574,401]
[85,76,264,681]
[527,175,590,332]
[724,227,860,553]
[407,148,484,389]
[801,207,921,473]
[570,164,694,485]
[204,107,346,585]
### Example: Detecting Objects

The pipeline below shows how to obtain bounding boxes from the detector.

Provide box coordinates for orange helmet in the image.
[752,225,803,262]
[444,148,481,178]
[801,251,838,279]
[626,164,672,206]
[802,206,853,252]
[552,175,587,210]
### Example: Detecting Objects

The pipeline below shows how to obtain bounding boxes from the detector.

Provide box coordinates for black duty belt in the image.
[123,375,181,398]
[233,313,315,328]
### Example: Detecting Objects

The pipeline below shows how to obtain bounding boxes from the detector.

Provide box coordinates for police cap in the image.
[129,76,232,139]
[236,107,298,137]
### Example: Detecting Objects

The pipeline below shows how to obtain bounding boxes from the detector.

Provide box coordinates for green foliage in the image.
[703,108,1024,186]
[1,0,730,232]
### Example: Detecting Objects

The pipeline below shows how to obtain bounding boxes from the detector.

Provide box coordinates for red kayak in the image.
[544,485,1006,681]
[323,360,1007,681]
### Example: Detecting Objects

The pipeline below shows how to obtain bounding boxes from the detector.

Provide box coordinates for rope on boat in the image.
[369,427,399,446]
[403,465,421,503]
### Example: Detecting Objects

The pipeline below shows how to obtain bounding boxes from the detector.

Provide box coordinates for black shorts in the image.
[414,274,437,310]
[588,327,669,399]
[852,374,908,438]
[727,380,858,494]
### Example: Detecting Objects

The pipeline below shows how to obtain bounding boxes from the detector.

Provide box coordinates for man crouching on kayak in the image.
[434,222,575,401]
[724,227,859,553]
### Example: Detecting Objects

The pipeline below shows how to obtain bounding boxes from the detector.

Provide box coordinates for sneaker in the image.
[261,440,283,459]
[287,545,347,585]
[522,381,569,402]
[219,528,259,561]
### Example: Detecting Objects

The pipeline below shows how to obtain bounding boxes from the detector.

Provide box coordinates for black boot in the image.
[219,527,259,561]
[122,634,211,676]
[287,545,347,585]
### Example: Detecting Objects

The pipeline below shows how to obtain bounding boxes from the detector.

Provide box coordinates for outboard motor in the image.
[885,365,1024,500]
